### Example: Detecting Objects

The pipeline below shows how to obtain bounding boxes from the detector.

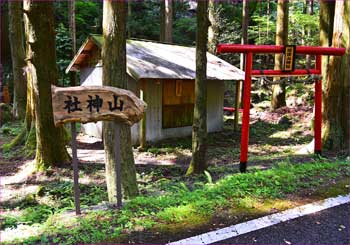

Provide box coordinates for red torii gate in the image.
[217,44,345,173]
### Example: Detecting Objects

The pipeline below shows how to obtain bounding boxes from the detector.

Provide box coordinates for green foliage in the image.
[4,160,349,244]
[40,182,107,208]
[128,1,160,41]
[249,14,276,45]
[173,17,196,45]
[1,122,26,157]
[75,1,102,44]
[288,2,320,46]
[1,122,21,136]
[54,1,102,45]
[53,1,103,87]
[2,204,53,230]
[55,23,72,87]
[128,1,196,46]
[1,182,107,231]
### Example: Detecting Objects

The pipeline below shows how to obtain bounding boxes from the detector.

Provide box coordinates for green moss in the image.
[89,34,103,47]
[25,126,36,157]
[312,178,350,199]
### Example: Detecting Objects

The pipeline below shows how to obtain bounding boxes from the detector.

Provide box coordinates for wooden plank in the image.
[163,80,194,105]
[162,104,194,128]
[162,80,194,128]
[51,85,146,126]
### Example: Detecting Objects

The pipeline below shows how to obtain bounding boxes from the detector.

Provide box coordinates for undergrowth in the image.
[1,182,107,230]
[2,159,349,244]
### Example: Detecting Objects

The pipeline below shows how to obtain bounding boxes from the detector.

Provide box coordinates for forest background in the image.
[1,0,320,88]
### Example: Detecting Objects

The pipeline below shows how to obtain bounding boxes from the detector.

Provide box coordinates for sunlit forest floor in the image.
[1,89,349,244]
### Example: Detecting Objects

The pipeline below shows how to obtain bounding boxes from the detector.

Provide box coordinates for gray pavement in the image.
[213,203,350,245]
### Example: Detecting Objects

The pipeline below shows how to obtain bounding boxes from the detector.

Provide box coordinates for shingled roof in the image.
[66,34,245,81]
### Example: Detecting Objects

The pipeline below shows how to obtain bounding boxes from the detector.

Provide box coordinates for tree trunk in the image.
[305,0,314,68]
[266,0,270,44]
[208,0,218,54]
[102,0,138,200]
[186,0,208,175]
[160,0,173,42]
[240,0,249,70]
[23,1,70,171]
[320,0,335,90]
[68,0,77,87]
[322,0,350,152]
[237,0,249,128]
[8,1,26,120]
[128,0,132,38]
[271,0,289,110]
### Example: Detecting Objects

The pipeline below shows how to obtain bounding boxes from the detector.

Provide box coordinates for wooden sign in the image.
[51,85,146,126]
[283,45,296,72]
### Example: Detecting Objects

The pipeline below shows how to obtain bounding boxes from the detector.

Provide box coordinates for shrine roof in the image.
[66,34,245,81]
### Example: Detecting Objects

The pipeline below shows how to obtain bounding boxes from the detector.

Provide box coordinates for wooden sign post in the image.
[52,85,146,214]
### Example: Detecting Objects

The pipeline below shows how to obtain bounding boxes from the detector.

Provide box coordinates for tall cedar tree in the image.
[271,0,289,110]
[208,0,218,53]
[102,0,138,200]
[305,0,314,68]
[322,0,350,152]
[186,0,209,175]
[8,1,26,120]
[160,0,173,42]
[23,1,70,170]
[68,0,77,87]
[319,0,334,104]
[240,0,249,70]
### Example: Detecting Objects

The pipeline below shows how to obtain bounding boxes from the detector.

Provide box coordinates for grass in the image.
[2,159,349,244]
[1,99,347,244]
[1,182,108,231]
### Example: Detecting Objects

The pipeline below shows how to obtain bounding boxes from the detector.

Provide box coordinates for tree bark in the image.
[23,1,70,170]
[322,0,350,152]
[102,0,138,200]
[186,0,208,175]
[237,0,249,129]
[68,0,77,87]
[208,0,218,54]
[271,0,289,110]
[305,0,314,68]
[8,1,26,120]
[160,0,173,42]
[320,0,335,90]
[127,0,132,38]
[240,0,249,70]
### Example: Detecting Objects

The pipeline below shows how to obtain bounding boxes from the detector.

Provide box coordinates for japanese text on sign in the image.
[283,45,296,72]
[63,94,124,114]
[51,85,146,126]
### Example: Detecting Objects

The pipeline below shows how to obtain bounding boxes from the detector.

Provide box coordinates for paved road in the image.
[213,203,350,244]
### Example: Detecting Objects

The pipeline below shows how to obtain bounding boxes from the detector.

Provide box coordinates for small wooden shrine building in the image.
[66,34,245,145]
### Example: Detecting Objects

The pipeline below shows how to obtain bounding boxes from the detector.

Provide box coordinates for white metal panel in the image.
[80,68,140,144]
[80,68,225,144]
